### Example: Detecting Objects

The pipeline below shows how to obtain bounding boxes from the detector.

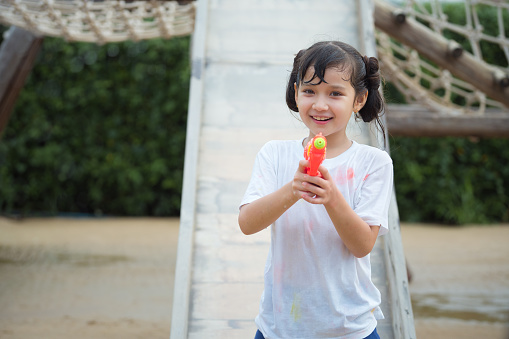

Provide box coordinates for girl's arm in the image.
[238,182,300,235]
[294,160,380,258]
[324,191,380,258]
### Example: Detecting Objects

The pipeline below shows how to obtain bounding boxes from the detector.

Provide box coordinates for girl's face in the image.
[295,65,367,146]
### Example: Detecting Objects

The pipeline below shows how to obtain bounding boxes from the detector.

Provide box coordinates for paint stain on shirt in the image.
[336,167,356,185]
[347,168,355,181]
[291,293,302,322]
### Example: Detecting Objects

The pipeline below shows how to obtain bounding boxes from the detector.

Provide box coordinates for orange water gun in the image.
[304,133,327,177]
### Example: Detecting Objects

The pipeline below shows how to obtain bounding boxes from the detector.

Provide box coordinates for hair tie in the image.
[363,55,372,90]
[362,55,380,91]
[362,55,369,70]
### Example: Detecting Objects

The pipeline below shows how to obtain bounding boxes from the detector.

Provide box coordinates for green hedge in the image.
[0,31,190,216]
[390,137,509,224]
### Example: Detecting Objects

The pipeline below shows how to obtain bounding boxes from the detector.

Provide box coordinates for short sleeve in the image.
[354,161,393,236]
[240,142,279,208]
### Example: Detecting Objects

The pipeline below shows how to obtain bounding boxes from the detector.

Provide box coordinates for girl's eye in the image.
[303,89,314,94]
[331,91,342,97]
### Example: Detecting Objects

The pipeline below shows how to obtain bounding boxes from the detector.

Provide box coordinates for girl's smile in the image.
[311,116,332,123]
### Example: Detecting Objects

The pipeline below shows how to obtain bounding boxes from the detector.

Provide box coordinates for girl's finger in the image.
[303,182,326,198]
[318,165,330,180]
[298,159,310,173]
[302,174,326,189]
[301,192,323,204]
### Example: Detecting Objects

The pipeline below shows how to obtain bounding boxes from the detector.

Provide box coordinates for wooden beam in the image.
[374,0,509,108]
[386,104,509,138]
[0,27,44,137]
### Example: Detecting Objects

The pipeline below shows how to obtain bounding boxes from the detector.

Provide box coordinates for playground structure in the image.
[0,0,508,338]
[374,0,509,137]
[1,0,508,137]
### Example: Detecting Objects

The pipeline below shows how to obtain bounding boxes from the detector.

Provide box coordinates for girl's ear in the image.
[354,90,368,112]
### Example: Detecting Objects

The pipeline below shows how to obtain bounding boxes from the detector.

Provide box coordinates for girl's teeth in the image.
[314,116,330,121]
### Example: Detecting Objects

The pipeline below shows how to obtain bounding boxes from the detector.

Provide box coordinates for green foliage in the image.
[391,137,509,224]
[0,33,190,216]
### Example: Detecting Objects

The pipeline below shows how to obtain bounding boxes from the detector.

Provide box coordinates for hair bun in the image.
[363,55,381,91]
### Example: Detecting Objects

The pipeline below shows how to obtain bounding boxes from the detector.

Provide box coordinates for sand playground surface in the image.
[0,217,508,339]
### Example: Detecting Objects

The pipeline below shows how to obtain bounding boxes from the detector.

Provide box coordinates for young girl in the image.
[238,41,393,339]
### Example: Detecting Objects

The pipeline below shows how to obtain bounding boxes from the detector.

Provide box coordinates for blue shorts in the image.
[255,328,380,339]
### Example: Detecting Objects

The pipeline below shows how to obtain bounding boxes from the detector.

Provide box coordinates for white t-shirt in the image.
[240,139,394,339]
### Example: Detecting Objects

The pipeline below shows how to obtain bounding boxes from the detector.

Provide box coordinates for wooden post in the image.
[0,26,44,137]
[374,0,509,108]
[386,104,509,138]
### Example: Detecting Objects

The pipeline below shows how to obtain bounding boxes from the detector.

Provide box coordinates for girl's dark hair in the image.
[286,41,386,139]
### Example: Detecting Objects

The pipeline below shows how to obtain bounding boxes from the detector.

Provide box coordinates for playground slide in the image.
[170,0,415,338]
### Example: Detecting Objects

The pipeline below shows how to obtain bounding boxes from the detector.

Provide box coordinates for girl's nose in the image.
[312,99,328,111]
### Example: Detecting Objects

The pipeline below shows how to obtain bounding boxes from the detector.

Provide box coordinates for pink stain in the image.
[363,174,370,181]
[336,168,348,185]
[347,168,355,181]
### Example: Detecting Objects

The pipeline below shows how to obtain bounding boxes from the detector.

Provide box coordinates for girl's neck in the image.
[304,132,352,159]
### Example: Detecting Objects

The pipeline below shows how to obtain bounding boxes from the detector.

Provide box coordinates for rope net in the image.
[377,0,509,114]
[1,0,508,115]
[0,0,195,44]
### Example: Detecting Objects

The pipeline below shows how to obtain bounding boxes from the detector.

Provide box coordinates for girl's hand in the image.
[293,160,337,205]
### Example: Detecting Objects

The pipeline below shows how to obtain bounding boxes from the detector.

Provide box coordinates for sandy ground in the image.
[0,218,179,339]
[401,224,509,339]
[0,217,508,339]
